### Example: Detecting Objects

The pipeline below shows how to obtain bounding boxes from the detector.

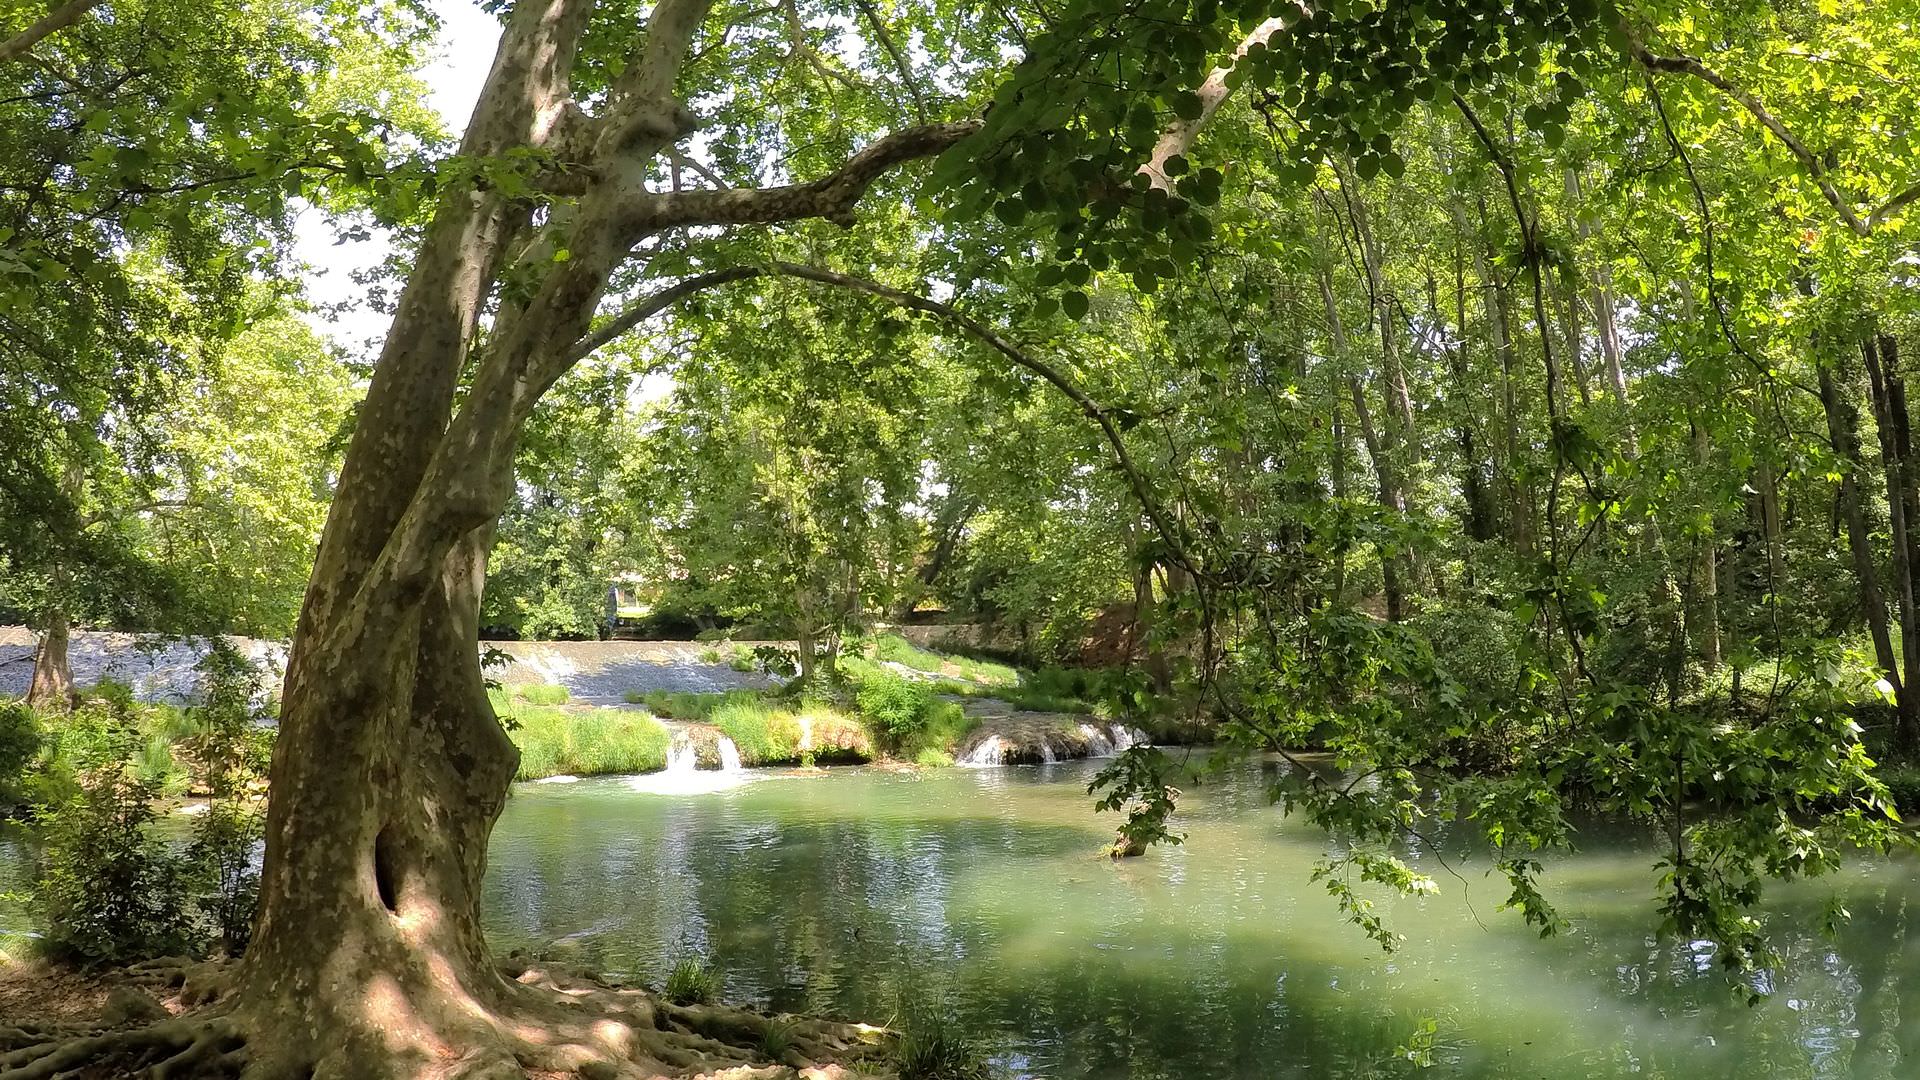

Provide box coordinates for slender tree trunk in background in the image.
[26,601,73,708]
[1473,194,1531,554]
[1330,397,1349,602]
[1863,334,1920,747]
[1349,189,1427,598]
[1691,422,1721,672]
[1321,270,1407,621]
[1820,360,1901,695]
[1560,277,1591,408]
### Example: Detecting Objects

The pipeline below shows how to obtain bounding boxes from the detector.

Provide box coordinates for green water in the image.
[483,758,1920,1079]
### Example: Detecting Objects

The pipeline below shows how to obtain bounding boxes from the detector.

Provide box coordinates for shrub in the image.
[513,683,570,706]
[622,690,646,705]
[900,702,974,762]
[698,646,725,665]
[0,703,41,813]
[856,672,933,743]
[178,642,271,954]
[665,956,719,1005]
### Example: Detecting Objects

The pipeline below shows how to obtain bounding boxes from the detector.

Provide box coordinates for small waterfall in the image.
[1078,723,1115,757]
[1075,723,1145,758]
[665,730,698,773]
[717,736,744,772]
[959,735,1008,767]
[1038,740,1057,764]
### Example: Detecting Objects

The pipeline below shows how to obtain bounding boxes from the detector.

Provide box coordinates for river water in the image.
[481,756,1920,1079]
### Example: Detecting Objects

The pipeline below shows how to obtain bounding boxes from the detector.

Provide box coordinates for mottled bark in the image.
[25,604,72,708]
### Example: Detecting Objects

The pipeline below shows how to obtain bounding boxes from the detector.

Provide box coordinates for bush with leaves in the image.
[853,670,934,746]
[34,699,197,965]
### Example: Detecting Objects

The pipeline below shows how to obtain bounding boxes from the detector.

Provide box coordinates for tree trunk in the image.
[1862,334,1920,747]
[1321,269,1408,621]
[1691,422,1721,672]
[1820,359,1901,694]
[26,602,73,708]
[185,0,982,1069]
[223,2,609,1071]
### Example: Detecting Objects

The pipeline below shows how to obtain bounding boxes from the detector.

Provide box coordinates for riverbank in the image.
[0,949,904,1078]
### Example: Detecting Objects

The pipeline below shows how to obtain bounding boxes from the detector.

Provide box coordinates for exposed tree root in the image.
[0,964,894,1080]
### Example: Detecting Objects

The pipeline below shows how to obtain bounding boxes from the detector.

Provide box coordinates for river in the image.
[482,755,1919,1078]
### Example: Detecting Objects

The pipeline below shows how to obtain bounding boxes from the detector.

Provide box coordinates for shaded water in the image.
[483,757,1920,1079]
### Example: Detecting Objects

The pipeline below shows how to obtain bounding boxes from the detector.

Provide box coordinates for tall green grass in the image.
[632,688,754,721]
[500,702,672,779]
[708,699,801,764]
[509,683,571,706]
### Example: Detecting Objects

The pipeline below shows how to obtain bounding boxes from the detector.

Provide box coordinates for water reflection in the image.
[480,759,1920,1078]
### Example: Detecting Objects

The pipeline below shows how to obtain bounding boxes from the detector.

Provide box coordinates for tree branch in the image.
[627,121,979,232]
[853,0,930,123]
[1140,7,1307,191]
[1623,25,1878,236]
[0,0,105,64]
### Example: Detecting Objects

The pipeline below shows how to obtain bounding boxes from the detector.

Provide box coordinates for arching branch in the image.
[1140,7,1308,191]
[853,0,930,123]
[628,121,979,231]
